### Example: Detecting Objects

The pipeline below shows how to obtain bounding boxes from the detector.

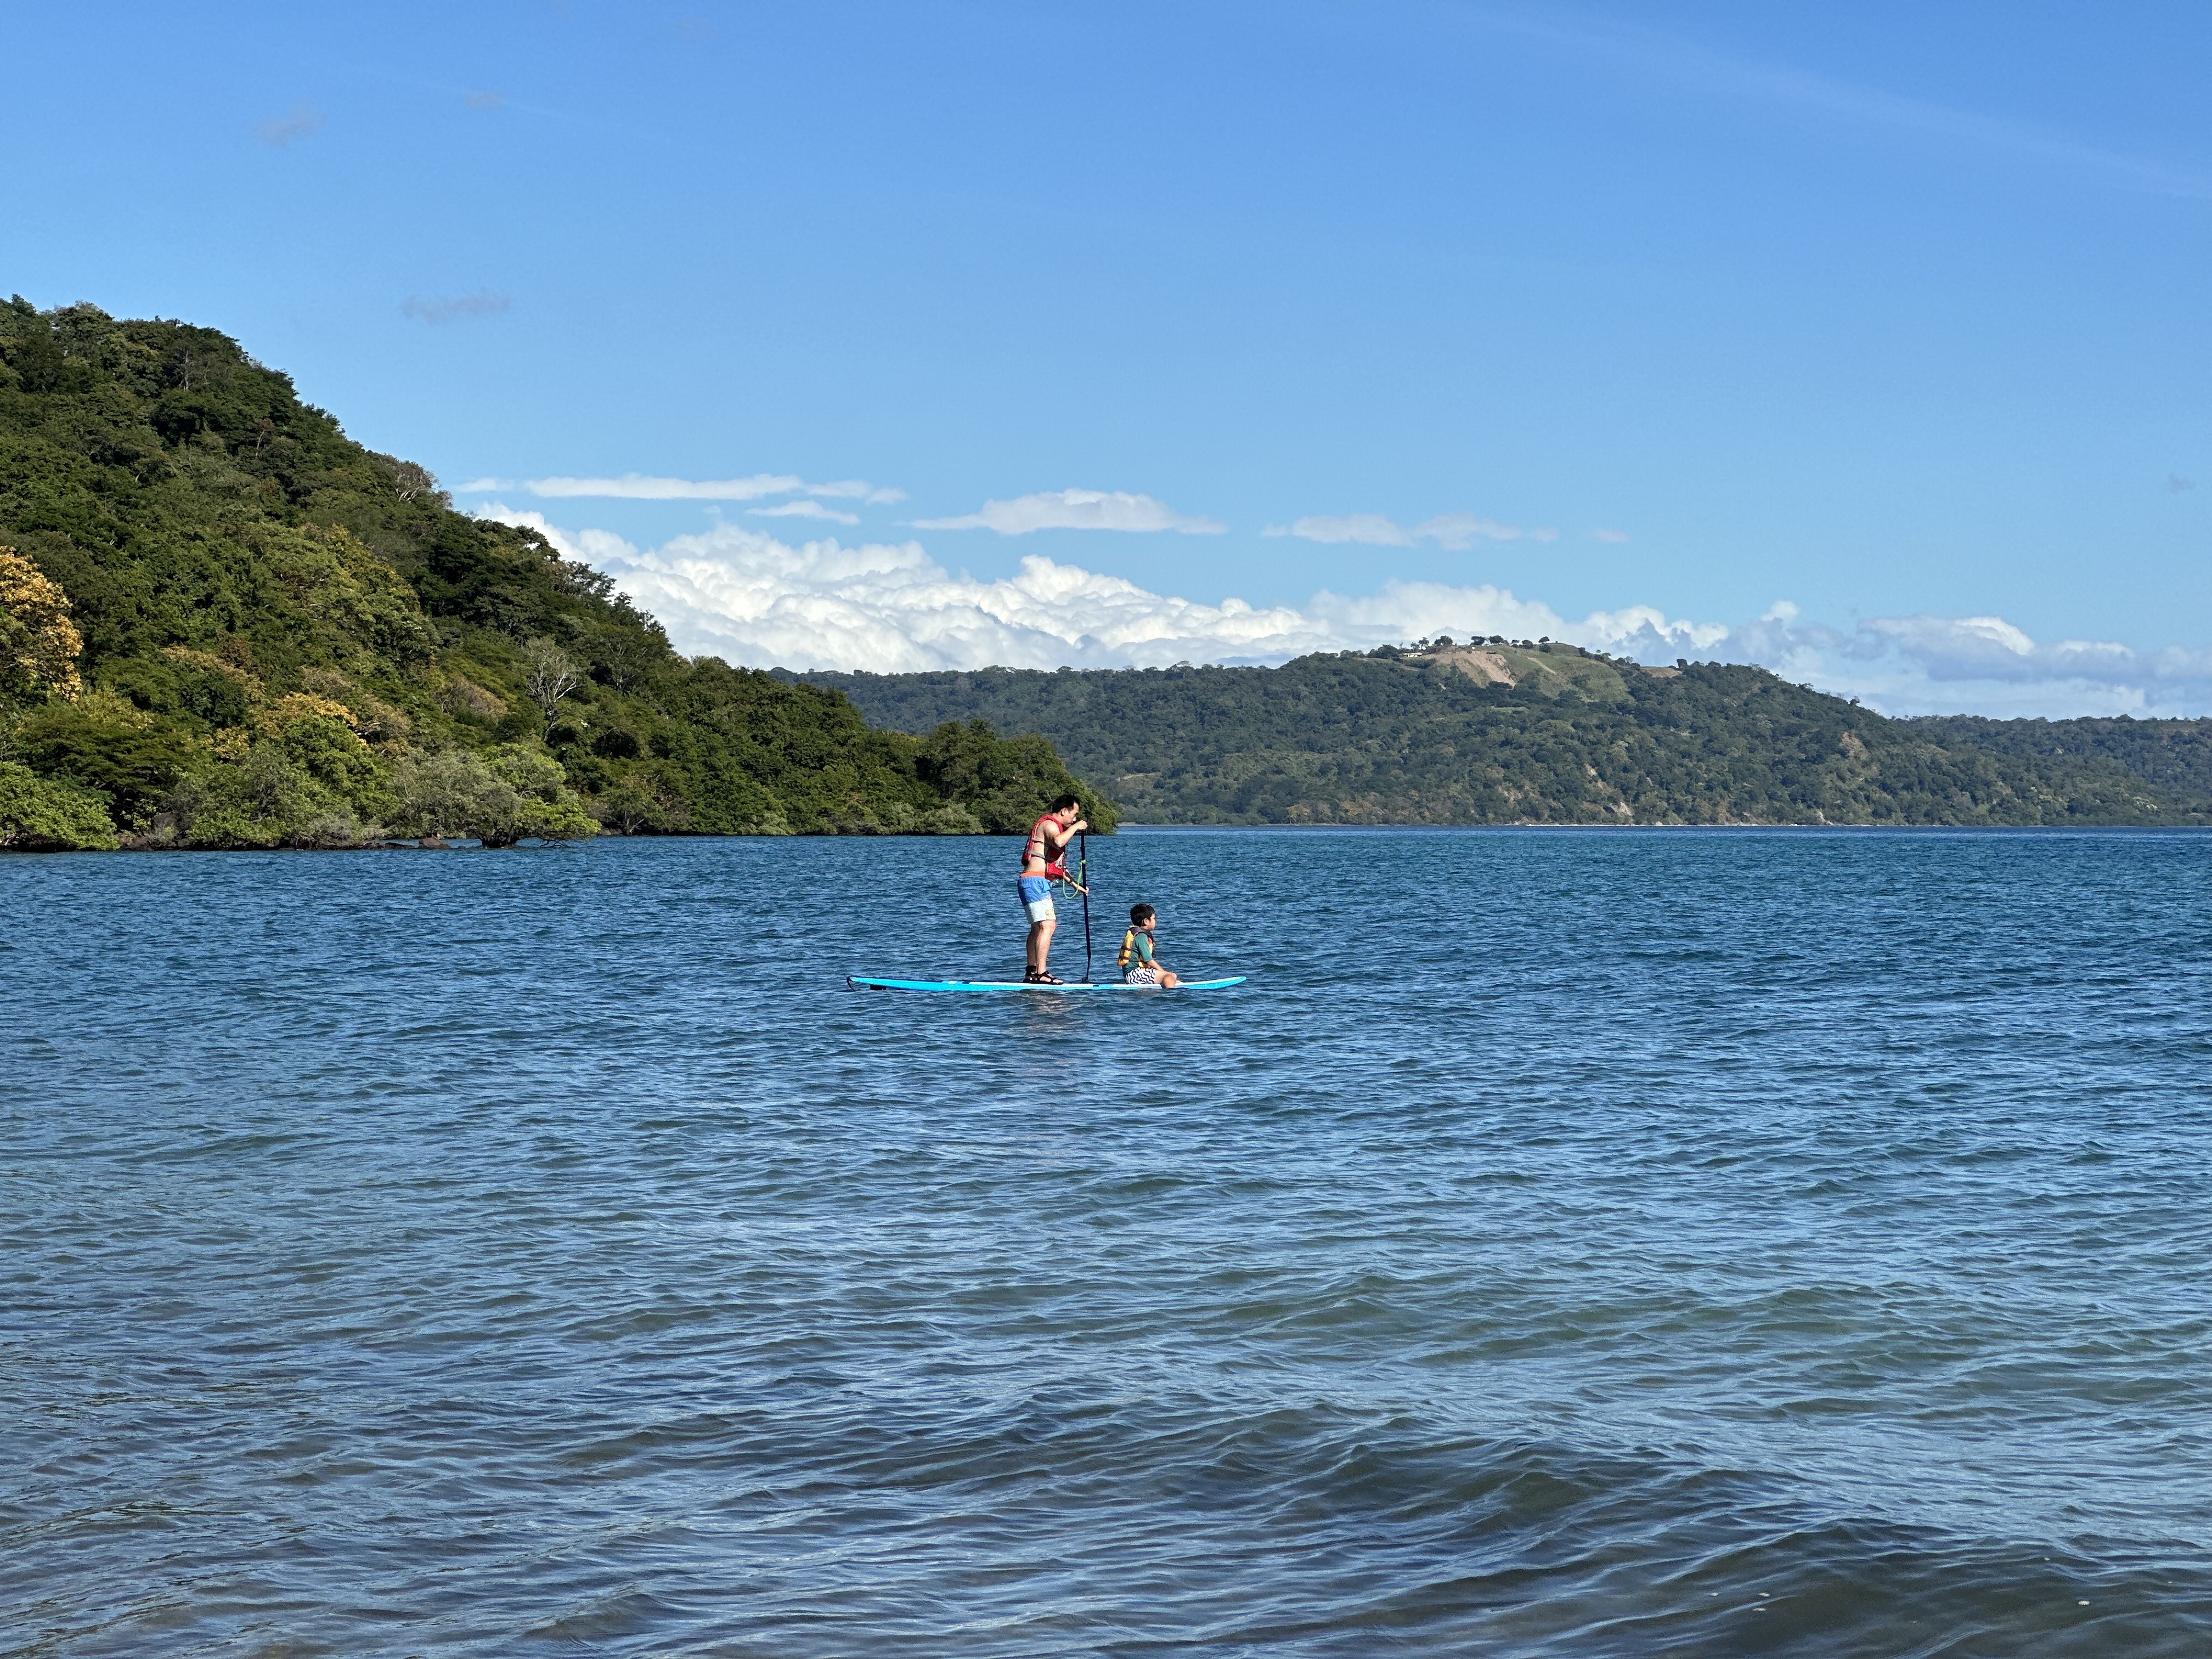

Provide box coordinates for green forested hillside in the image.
[0,300,1108,849]
[800,642,2209,826]
[1910,714,2212,801]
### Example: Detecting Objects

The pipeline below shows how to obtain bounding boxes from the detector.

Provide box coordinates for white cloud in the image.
[1593,528,1630,544]
[1581,603,1731,657]
[1714,606,2212,716]
[1421,512,1556,548]
[751,500,859,525]
[914,488,1226,535]
[809,480,907,504]
[1265,513,1410,546]
[476,506,1716,673]
[1265,512,1554,549]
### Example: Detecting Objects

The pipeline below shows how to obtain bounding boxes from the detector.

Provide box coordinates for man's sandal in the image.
[1024,970,1066,984]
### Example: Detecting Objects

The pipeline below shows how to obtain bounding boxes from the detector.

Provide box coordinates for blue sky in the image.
[8,2,2211,712]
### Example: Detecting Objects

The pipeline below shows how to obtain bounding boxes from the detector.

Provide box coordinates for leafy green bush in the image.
[13,697,196,828]
[390,746,596,846]
[0,761,119,849]
[155,749,372,850]
[278,712,384,798]
[592,773,690,835]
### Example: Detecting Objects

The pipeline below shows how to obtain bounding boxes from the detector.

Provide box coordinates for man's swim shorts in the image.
[1017,874,1056,924]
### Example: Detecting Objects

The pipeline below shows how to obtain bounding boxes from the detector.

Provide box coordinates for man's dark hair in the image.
[1051,793,1082,812]
[1129,903,1154,924]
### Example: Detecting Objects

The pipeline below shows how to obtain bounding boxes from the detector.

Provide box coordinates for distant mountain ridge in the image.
[797,641,2210,826]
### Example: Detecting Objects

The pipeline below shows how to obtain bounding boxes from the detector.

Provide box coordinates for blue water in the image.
[5,828,2211,1656]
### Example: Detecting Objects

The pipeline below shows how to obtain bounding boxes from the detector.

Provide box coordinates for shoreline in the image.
[14,820,2210,855]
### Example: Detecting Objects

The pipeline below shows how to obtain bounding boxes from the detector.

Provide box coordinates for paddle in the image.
[1080,829,1093,984]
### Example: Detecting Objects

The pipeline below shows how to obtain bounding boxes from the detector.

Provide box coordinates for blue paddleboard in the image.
[848,975,1246,994]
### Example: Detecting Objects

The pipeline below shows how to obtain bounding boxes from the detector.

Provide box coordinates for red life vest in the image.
[1023,814,1068,877]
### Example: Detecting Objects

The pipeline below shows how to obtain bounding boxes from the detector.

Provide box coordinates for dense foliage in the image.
[802,641,2209,826]
[1910,714,2212,802]
[0,300,1108,850]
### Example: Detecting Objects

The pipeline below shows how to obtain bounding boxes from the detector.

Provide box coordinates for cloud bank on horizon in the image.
[478,506,2212,719]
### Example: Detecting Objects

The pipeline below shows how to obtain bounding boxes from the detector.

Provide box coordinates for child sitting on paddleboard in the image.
[1117,904,1181,988]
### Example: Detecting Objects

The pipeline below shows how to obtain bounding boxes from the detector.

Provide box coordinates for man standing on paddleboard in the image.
[1018,793,1088,983]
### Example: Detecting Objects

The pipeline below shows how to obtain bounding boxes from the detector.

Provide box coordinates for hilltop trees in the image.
[803,650,2191,828]
[0,298,1107,849]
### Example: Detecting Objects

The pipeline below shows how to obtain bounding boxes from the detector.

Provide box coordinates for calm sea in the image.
[5,828,2211,1656]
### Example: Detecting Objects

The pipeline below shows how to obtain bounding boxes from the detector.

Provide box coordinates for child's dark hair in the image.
[1051,792,1082,812]
[1129,903,1155,924]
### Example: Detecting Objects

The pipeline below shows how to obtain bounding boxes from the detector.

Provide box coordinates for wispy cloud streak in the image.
[752,500,859,525]
[916,489,1225,535]
[455,472,901,503]
[400,290,511,325]
[1267,512,1554,549]
[1481,7,2212,199]
[257,103,326,146]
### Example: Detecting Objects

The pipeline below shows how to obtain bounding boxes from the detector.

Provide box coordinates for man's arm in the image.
[1045,820,1090,890]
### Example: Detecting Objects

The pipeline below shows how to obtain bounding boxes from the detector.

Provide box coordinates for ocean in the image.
[5,828,2210,1656]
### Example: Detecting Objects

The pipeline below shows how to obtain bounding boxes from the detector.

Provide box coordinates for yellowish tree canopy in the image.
[0,546,83,701]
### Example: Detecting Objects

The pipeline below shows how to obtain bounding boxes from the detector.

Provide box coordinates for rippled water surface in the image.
[7,828,2212,1656]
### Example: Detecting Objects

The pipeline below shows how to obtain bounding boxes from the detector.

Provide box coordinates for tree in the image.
[390,745,596,846]
[592,774,690,834]
[522,636,584,735]
[14,694,196,827]
[591,617,670,692]
[370,453,450,507]
[0,761,119,849]
[0,546,84,701]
